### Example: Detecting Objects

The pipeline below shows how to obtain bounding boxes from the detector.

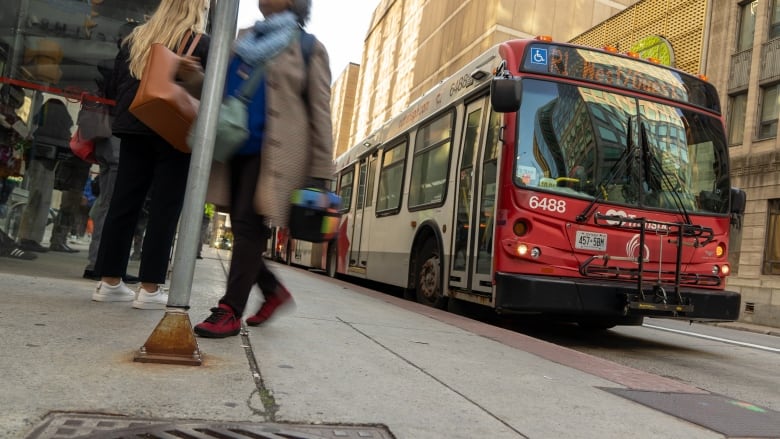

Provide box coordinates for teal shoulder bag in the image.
[211,63,266,163]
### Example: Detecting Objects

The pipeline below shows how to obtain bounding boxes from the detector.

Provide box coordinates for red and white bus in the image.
[285,37,746,328]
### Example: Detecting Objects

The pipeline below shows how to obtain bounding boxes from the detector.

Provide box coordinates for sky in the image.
[237,0,381,78]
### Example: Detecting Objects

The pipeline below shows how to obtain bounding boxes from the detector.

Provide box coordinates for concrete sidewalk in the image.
[0,244,759,438]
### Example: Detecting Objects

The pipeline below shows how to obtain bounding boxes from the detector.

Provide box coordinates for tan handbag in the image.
[129,32,202,153]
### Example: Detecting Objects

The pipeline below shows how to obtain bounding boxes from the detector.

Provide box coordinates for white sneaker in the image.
[93,281,135,302]
[132,287,168,310]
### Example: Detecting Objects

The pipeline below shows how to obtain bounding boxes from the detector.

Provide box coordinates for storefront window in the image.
[2,0,161,92]
[0,0,163,237]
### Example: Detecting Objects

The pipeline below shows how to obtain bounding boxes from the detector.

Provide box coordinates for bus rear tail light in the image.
[513,219,530,236]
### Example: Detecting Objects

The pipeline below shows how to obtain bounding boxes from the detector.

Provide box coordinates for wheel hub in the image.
[419,256,439,299]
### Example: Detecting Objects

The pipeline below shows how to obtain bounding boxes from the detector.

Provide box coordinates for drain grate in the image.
[602,388,780,438]
[26,412,396,439]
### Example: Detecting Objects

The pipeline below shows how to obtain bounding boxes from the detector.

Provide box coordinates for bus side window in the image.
[409,112,454,208]
[365,156,377,208]
[338,169,354,213]
[376,140,407,214]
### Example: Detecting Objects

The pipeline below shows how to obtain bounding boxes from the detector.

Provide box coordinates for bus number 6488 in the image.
[528,196,566,213]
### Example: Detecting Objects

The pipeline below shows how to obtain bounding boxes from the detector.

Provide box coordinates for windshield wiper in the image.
[639,122,692,225]
[576,118,635,223]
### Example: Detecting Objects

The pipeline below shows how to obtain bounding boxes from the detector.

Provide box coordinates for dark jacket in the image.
[34,100,72,140]
[29,100,73,169]
[108,33,210,137]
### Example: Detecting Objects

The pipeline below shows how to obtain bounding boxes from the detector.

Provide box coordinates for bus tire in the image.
[415,239,447,309]
[326,241,337,278]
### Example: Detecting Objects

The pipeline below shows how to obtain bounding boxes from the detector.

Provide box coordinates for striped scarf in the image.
[234,10,299,67]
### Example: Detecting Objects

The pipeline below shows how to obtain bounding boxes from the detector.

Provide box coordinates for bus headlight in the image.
[721,264,730,276]
[712,265,719,275]
[517,244,541,259]
[517,244,528,256]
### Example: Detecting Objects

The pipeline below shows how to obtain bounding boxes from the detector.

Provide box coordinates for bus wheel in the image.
[416,239,447,309]
[326,242,337,278]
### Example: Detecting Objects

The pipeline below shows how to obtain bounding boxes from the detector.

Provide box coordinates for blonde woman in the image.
[92,0,210,309]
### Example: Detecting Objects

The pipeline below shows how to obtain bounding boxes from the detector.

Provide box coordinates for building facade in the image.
[343,0,639,148]
[706,0,780,327]
[569,0,709,75]
[330,63,360,158]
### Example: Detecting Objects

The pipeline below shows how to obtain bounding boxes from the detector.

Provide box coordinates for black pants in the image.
[219,153,279,316]
[95,135,190,284]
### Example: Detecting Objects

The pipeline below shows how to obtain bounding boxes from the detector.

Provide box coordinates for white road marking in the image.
[643,323,780,353]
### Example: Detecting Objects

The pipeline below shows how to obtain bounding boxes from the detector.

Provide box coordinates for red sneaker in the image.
[246,285,294,326]
[194,304,241,338]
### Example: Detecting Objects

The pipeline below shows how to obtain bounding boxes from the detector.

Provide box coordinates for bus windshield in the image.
[514,79,731,215]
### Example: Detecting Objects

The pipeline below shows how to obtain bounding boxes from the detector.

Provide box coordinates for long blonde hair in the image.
[125,0,209,79]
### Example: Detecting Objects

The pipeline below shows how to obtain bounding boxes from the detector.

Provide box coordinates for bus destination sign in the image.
[522,44,716,110]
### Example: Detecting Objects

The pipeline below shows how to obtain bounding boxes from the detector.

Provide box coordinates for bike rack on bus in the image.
[578,212,718,316]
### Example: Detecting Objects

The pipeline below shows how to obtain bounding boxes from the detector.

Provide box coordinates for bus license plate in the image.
[575,231,607,251]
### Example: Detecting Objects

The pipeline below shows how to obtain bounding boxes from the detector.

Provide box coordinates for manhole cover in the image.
[603,388,780,438]
[26,412,395,439]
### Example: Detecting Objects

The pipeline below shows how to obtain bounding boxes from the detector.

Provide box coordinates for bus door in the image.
[473,110,501,294]
[349,156,376,268]
[449,96,496,296]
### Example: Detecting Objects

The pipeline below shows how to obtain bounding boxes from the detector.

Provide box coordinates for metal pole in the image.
[6,0,29,79]
[168,0,238,309]
[134,0,239,366]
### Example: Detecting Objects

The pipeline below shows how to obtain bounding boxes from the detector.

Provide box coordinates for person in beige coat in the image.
[194,0,334,338]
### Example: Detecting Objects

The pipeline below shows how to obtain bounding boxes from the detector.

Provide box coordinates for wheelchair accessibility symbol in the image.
[531,48,547,66]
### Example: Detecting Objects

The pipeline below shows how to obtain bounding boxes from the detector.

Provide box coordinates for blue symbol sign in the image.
[531,48,547,66]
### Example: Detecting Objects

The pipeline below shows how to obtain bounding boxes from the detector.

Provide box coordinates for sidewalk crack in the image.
[338,317,529,438]
[241,325,278,421]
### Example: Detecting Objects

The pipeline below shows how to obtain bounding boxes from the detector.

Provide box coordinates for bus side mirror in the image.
[490,75,521,113]
[730,187,746,215]
[730,187,746,228]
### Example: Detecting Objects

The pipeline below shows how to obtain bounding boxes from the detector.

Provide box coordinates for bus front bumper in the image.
[494,272,741,322]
